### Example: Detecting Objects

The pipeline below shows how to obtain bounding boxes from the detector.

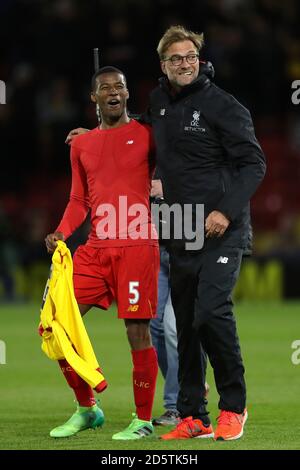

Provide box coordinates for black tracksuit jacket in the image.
[145,64,266,250]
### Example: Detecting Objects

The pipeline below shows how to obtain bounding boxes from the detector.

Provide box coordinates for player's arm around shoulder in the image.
[65,127,90,145]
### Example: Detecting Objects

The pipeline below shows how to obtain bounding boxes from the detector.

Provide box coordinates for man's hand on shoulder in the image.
[45,232,65,254]
[205,210,230,238]
[65,127,90,145]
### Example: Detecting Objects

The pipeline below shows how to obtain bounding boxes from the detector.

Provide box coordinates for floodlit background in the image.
[0,0,300,450]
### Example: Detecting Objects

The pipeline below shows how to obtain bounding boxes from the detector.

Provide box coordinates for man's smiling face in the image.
[161,40,200,91]
[92,72,129,123]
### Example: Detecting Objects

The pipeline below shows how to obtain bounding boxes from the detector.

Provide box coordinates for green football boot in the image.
[112,413,154,440]
[50,403,105,438]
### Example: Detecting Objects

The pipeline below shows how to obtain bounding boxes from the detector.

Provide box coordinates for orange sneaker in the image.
[160,416,214,440]
[214,408,248,441]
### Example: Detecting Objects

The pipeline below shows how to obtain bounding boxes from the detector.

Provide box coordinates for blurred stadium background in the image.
[0,0,300,450]
[1,0,300,302]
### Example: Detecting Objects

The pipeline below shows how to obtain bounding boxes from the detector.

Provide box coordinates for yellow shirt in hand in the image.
[40,241,106,390]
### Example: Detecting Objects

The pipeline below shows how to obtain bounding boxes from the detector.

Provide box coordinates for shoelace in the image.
[164,410,179,418]
[176,417,195,432]
[217,411,237,426]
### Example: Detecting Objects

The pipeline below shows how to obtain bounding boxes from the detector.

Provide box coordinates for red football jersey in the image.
[56,120,158,247]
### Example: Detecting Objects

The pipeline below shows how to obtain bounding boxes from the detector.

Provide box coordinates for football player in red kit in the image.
[45,67,159,440]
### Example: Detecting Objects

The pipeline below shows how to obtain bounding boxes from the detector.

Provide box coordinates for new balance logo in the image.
[128,305,139,312]
[126,140,134,144]
[217,256,228,264]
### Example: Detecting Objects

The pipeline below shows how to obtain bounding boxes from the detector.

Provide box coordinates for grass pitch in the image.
[0,301,300,450]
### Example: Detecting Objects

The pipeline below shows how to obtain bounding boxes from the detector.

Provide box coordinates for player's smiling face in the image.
[161,40,199,91]
[92,72,129,122]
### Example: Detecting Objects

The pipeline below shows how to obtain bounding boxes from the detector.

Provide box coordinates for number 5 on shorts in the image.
[129,281,139,304]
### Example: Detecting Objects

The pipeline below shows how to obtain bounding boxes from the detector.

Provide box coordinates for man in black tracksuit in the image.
[146,26,266,441]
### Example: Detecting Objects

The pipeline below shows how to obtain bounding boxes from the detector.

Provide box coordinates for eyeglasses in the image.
[163,53,199,66]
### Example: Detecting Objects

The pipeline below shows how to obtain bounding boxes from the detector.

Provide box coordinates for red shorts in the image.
[73,244,159,319]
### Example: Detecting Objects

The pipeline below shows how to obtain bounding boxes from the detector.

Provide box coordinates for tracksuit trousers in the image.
[169,244,246,420]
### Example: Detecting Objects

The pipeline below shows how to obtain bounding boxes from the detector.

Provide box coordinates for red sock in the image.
[58,359,96,407]
[131,347,158,421]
